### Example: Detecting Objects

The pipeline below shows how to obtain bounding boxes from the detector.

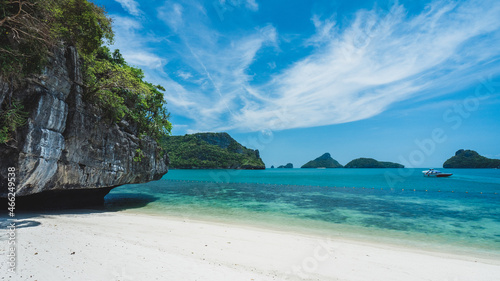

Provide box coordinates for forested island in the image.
[162,133,265,169]
[443,149,500,168]
[345,158,404,168]
[301,153,343,168]
[299,153,403,168]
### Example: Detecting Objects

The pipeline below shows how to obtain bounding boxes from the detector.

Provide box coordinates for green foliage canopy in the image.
[0,0,171,145]
[0,99,28,143]
[162,133,265,169]
[1,0,113,76]
[83,46,172,141]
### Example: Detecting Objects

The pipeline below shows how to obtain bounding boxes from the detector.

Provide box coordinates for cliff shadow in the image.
[0,192,159,228]
[102,192,160,212]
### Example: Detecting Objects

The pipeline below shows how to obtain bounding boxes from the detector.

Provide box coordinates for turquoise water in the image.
[105,168,500,257]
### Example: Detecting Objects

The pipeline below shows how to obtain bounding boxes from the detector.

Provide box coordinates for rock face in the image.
[301,153,342,168]
[162,132,265,169]
[277,163,293,169]
[0,47,168,208]
[443,149,500,168]
[344,158,404,168]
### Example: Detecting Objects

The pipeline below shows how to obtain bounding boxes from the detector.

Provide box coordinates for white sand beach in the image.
[3,211,500,281]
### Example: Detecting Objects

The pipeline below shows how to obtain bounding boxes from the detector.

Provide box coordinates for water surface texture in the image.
[105,169,500,256]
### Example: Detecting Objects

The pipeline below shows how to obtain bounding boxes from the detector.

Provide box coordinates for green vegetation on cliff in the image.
[443,149,500,168]
[0,100,27,143]
[1,0,113,77]
[301,153,343,168]
[344,158,404,168]
[0,0,171,145]
[162,133,265,169]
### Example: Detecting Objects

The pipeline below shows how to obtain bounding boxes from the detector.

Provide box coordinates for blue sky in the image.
[94,0,500,168]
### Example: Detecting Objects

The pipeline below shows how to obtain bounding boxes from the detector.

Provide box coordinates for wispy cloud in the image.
[125,52,167,69]
[153,1,277,129]
[306,14,336,46]
[219,0,500,131]
[158,3,184,32]
[245,0,259,11]
[108,0,500,134]
[114,0,142,16]
[109,16,166,70]
[176,71,193,80]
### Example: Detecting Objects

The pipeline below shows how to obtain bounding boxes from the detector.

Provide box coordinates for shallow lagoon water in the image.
[105,168,500,257]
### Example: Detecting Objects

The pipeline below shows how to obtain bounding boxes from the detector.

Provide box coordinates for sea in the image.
[104,168,500,258]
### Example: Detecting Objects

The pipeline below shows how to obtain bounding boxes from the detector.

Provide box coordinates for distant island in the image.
[300,153,403,168]
[277,163,294,168]
[443,149,500,168]
[162,133,265,169]
[344,158,404,168]
[301,153,343,168]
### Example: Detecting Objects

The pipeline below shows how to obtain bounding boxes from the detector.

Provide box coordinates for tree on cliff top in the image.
[1,0,113,76]
[0,0,171,145]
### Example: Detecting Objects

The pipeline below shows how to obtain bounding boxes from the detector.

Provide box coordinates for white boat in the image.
[422,169,452,177]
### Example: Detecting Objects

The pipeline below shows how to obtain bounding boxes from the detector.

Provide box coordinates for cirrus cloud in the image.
[106,0,500,134]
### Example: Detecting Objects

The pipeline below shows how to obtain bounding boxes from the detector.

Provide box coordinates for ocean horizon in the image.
[105,168,500,259]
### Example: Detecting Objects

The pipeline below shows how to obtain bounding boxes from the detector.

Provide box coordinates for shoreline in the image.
[128,208,500,261]
[113,202,500,261]
[4,210,500,280]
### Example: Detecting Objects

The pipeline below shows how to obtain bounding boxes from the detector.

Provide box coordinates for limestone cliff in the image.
[0,47,168,207]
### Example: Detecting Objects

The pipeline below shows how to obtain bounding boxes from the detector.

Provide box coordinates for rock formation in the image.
[301,153,342,168]
[277,163,293,169]
[0,47,168,208]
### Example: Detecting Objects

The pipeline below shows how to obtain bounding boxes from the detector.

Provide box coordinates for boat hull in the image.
[422,170,453,177]
[436,173,453,177]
